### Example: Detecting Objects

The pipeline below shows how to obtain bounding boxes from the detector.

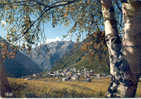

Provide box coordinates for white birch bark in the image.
[101,0,135,97]
[122,0,141,97]
[123,1,141,75]
[101,0,120,76]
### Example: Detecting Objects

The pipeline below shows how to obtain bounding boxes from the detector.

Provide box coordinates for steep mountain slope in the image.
[52,32,109,74]
[52,46,109,74]
[0,37,42,77]
[28,41,74,70]
[4,51,42,77]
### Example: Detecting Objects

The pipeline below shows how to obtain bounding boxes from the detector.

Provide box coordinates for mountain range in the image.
[1,33,109,77]
[27,41,74,70]
[1,38,74,77]
[52,44,109,74]
[0,37,42,77]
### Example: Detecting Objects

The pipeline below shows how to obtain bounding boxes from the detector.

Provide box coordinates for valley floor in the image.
[8,78,141,98]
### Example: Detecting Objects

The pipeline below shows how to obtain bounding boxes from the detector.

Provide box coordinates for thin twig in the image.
[17,0,79,40]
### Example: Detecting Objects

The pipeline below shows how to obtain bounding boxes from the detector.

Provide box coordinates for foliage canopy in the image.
[0,0,123,56]
[0,0,103,47]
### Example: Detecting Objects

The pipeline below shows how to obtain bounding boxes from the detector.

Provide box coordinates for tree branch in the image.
[17,0,79,40]
[0,1,32,6]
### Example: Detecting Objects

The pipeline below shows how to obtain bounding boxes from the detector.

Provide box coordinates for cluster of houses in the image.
[23,67,141,82]
[23,67,111,81]
[43,68,110,82]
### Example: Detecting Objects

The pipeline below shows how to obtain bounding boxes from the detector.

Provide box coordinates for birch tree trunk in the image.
[0,55,12,97]
[101,0,136,97]
[122,0,141,97]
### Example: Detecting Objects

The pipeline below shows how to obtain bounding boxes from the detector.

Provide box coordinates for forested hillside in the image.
[0,37,42,77]
[52,31,109,74]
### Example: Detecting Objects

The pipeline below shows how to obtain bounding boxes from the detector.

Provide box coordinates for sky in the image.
[44,23,75,43]
[0,20,83,44]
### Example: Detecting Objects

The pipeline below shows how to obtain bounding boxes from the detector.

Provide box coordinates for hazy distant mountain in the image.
[0,37,42,77]
[28,41,74,70]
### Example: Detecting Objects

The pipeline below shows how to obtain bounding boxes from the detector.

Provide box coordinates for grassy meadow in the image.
[8,78,141,98]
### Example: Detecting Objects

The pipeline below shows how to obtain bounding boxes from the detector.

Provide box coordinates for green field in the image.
[8,78,141,98]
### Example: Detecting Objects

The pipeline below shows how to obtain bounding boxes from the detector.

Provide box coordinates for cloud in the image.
[46,37,61,43]
[46,36,71,44]
[1,20,6,26]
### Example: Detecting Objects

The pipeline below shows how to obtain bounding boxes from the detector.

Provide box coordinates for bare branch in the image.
[16,0,79,40]
[31,0,49,7]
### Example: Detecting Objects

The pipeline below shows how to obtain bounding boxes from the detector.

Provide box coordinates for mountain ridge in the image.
[0,37,42,77]
[27,40,75,70]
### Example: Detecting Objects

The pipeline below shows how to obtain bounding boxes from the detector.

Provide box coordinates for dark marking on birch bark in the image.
[121,0,128,3]
[109,7,114,12]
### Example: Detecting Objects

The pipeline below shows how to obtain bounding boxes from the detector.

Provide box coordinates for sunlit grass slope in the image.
[8,78,141,98]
